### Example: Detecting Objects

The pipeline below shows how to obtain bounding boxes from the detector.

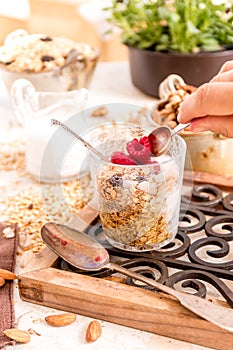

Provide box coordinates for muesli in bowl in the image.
[152,74,197,130]
[0,29,99,92]
[85,122,186,252]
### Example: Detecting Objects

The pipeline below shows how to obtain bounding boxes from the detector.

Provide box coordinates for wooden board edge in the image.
[18,266,233,350]
[184,170,233,188]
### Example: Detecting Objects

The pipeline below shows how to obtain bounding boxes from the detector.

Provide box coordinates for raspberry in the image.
[111,151,137,165]
[138,136,152,151]
[126,139,151,164]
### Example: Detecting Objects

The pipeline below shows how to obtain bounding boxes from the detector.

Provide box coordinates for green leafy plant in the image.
[104,0,233,53]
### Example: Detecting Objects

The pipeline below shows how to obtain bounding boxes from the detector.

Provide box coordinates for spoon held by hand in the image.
[149,122,190,157]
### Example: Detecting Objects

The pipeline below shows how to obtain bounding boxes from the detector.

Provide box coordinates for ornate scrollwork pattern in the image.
[182,184,223,207]
[59,184,233,307]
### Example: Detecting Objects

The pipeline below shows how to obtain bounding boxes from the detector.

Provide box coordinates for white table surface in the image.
[0,61,215,350]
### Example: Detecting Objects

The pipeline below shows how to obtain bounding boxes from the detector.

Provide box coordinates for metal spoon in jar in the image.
[52,118,189,160]
[149,123,190,157]
[41,222,233,332]
[51,119,109,162]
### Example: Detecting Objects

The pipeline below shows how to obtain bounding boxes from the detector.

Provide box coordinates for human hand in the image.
[177,60,233,138]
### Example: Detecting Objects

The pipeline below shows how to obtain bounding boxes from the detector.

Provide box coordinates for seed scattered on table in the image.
[3,329,30,344]
[86,320,102,343]
[0,174,94,259]
[45,313,77,327]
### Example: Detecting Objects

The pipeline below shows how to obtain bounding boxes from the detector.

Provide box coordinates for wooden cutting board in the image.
[184,170,233,189]
[18,204,233,350]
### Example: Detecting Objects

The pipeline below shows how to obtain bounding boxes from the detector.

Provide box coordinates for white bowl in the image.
[0,30,99,92]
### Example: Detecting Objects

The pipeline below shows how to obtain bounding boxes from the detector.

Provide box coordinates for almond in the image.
[0,268,17,280]
[3,329,30,343]
[86,320,102,343]
[0,276,5,287]
[45,313,76,327]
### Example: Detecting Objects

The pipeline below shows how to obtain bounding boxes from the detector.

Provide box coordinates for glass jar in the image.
[86,122,186,252]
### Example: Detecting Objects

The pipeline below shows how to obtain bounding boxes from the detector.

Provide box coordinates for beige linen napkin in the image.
[0,223,18,349]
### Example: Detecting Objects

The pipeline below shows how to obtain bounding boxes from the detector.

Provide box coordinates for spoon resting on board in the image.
[41,222,233,332]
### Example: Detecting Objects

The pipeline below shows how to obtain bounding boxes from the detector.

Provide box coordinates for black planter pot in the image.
[127,46,233,97]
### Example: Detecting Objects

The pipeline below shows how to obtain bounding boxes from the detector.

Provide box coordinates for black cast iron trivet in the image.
[59,184,233,307]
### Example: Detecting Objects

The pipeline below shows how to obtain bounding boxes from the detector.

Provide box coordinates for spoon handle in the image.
[171,122,190,136]
[108,262,233,332]
[51,119,108,162]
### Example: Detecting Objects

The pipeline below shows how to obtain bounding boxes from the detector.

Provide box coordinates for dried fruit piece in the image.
[126,138,151,164]
[109,174,123,187]
[3,329,30,343]
[4,60,14,65]
[0,268,17,280]
[45,313,76,327]
[86,320,102,343]
[41,55,54,62]
[135,175,146,182]
[0,276,5,287]
[40,36,53,42]
[111,151,137,165]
